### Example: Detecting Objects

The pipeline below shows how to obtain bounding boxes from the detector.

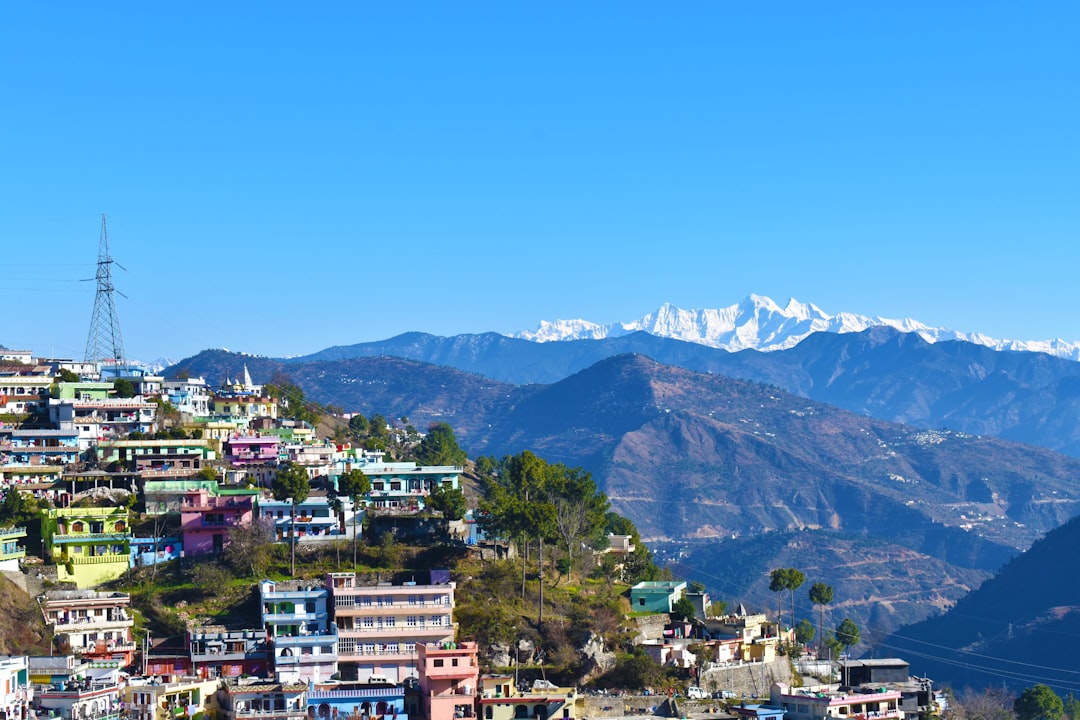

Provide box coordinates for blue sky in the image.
[3,3,1078,363]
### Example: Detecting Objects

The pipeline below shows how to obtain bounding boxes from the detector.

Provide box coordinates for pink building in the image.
[180,489,255,556]
[223,435,281,486]
[418,642,478,720]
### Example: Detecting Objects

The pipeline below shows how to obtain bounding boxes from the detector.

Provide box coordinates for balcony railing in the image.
[52,533,130,544]
[53,615,133,629]
[68,554,130,566]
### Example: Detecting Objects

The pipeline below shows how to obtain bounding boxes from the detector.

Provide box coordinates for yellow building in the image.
[122,678,222,720]
[44,506,131,588]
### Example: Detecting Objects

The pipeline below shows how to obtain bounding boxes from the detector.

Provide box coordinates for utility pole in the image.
[84,214,127,367]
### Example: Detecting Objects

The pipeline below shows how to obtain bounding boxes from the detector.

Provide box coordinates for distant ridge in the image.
[511,294,1080,360]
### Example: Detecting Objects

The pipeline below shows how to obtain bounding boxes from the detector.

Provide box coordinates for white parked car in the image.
[687,686,707,699]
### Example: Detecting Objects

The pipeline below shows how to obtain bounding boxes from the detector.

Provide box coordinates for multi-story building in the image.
[260,580,339,684]
[360,462,461,512]
[180,489,255,557]
[49,397,157,451]
[0,466,66,504]
[43,507,132,588]
[187,625,269,679]
[211,396,278,424]
[30,656,122,720]
[0,525,27,572]
[0,374,52,415]
[121,677,220,720]
[838,659,937,720]
[417,642,479,720]
[96,439,216,477]
[305,683,408,720]
[219,681,308,720]
[0,429,81,467]
[769,682,903,720]
[477,676,578,720]
[279,442,335,480]
[257,496,354,543]
[41,590,137,666]
[327,572,456,683]
[163,377,213,417]
[0,655,31,720]
[222,436,280,486]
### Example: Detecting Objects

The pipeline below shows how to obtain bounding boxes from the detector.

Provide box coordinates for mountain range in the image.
[510,295,1080,360]
[165,300,1080,691]
[169,341,1080,653]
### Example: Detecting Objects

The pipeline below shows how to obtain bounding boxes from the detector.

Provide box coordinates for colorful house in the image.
[477,676,578,720]
[260,580,339,684]
[43,507,132,588]
[0,654,31,720]
[180,489,255,557]
[187,625,269,680]
[49,396,157,451]
[129,536,182,568]
[417,642,479,720]
[122,676,221,720]
[629,581,687,613]
[359,462,461,513]
[29,656,122,720]
[220,681,308,720]
[0,429,81,467]
[258,496,356,543]
[41,590,136,666]
[223,435,280,486]
[95,439,216,477]
[0,374,53,415]
[305,683,408,720]
[327,572,456,684]
[0,526,27,572]
[769,682,903,720]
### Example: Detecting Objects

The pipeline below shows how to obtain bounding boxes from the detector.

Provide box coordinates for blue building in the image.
[260,580,339,684]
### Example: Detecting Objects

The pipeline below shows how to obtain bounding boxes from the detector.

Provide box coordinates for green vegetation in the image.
[809,581,834,653]
[271,461,311,576]
[414,422,467,466]
[1015,685,1064,720]
[333,468,371,567]
[769,567,805,628]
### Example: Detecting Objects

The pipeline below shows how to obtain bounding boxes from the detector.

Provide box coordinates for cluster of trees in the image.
[944,684,1073,720]
[475,451,661,592]
[768,567,860,660]
[266,375,324,428]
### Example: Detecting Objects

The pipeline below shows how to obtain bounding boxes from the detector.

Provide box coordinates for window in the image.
[639,598,645,606]
[434,659,444,668]
[407,616,417,627]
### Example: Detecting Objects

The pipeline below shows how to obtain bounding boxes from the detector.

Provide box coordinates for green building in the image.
[43,506,132,587]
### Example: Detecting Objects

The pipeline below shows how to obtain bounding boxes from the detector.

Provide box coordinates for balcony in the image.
[67,554,130,566]
[338,624,454,638]
[271,632,338,647]
[424,663,478,680]
[334,604,451,617]
[74,640,137,655]
[53,614,133,630]
[52,533,130,544]
[272,652,338,666]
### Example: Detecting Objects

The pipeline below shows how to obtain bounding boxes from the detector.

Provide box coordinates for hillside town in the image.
[0,349,970,720]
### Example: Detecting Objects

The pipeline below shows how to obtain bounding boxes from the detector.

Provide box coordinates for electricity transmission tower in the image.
[84,214,127,366]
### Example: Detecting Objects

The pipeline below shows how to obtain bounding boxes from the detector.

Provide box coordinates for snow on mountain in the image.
[511,295,1080,361]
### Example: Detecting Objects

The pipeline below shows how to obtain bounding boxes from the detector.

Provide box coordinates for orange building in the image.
[417,642,478,720]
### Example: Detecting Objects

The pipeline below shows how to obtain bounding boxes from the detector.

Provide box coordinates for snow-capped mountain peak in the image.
[510,295,1080,361]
